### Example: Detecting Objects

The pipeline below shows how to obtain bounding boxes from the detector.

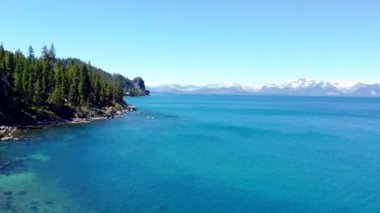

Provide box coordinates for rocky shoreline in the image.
[0,126,19,142]
[0,105,137,142]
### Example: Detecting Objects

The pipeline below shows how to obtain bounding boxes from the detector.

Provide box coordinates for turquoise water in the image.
[1,94,380,212]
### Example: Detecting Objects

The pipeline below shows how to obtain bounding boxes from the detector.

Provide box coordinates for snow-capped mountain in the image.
[148,83,259,94]
[147,78,380,97]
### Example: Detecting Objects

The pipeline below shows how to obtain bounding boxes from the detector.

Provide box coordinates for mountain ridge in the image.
[147,78,380,97]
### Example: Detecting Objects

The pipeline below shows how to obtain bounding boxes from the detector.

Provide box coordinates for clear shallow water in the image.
[1,95,380,212]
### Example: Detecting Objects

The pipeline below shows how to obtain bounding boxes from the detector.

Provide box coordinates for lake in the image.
[1,94,380,212]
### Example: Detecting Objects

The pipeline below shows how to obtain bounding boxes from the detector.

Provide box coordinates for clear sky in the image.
[1,0,379,85]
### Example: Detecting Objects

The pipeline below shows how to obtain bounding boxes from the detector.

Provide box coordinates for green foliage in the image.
[0,44,138,124]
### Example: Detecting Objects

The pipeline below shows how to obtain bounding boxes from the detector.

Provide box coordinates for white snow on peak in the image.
[269,78,317,89]
[147,78,379,97]
[266,78,369,91]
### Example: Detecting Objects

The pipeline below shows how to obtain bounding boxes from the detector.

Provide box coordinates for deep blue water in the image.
[1,94,380,212]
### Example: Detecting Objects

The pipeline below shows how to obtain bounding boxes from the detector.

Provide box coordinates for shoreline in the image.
[0,105,137,142]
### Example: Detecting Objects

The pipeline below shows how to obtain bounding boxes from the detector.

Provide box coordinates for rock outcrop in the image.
[120,76,150,96]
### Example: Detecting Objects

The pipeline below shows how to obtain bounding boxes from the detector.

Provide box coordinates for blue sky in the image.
[1,0,379,85]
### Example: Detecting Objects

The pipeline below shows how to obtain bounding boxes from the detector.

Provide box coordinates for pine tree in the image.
[34,75,44,106]
[78,64,90,105]
[48,43,56,60]
[27,62,36,103]
[100,81,107,105]
[14,50,24,96]
[41,45,48,58]
[68,64,79,106]
[28,46,34,60]
[21,66,29,96]
[48,64,64,111]
[40,47,53,103]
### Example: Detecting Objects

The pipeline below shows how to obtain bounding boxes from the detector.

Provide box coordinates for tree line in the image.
[0,44,139,124]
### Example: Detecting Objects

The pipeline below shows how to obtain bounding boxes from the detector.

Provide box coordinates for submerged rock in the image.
[30,206,38,212]
[159,205,167,212]
[0,159,25,175]
[3,191,12,196]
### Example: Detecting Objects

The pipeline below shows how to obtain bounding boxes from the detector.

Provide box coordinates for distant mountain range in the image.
[147,78,380,97]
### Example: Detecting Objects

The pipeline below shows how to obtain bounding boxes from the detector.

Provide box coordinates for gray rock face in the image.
[133,77,146,90]
[131,77,150,96]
